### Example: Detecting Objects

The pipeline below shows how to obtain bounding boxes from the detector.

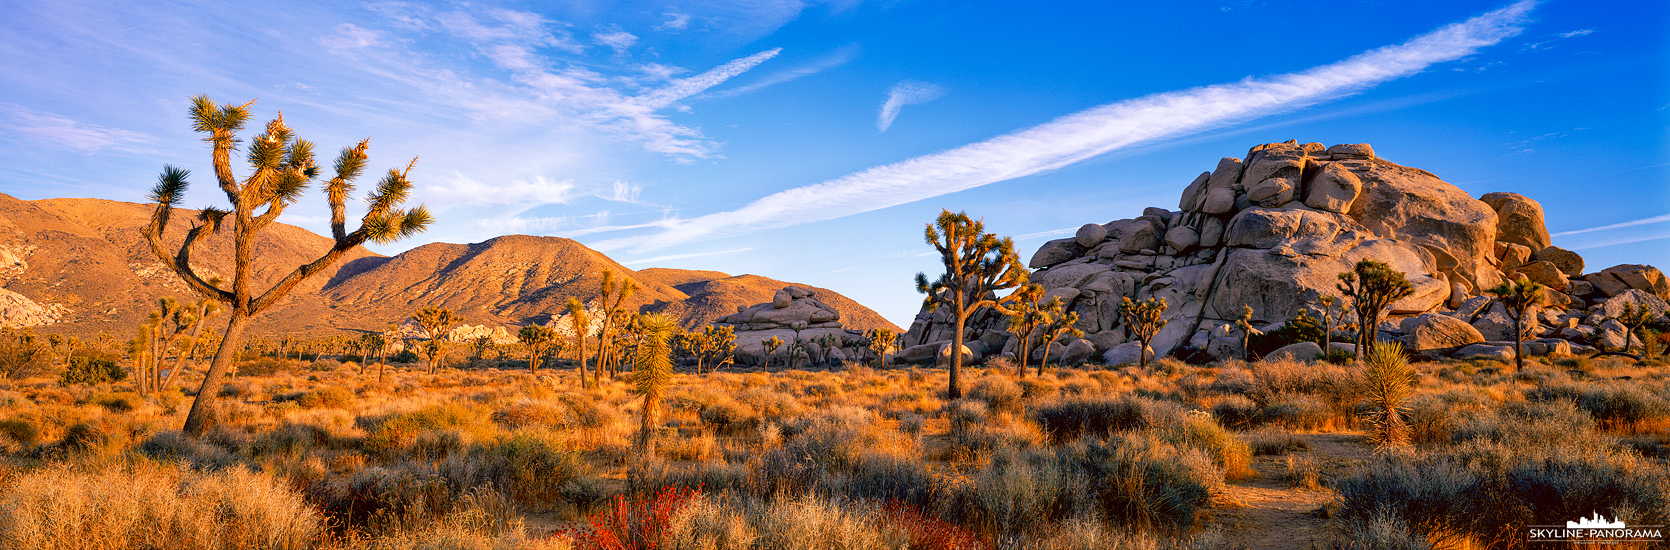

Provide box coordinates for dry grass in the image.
[0,350,1660,548]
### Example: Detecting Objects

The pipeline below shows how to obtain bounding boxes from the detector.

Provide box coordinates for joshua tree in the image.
[1119,297,1168,367]
[594,270,639,379]
[814,333,841,366]
[1614,301,1659,355]
[702,325,737,374]
[1037,300,1082,373]
[866,328,897,367]
[786,337,810,370]
[161,298,222,389]
[412,307,463,374]
[1336,260,1413,360]
[630,313,678,458]
[1315,295,1340,350]
[1486,279,1547,372]
[143,96,431,436]
[763,336,784,369]
[1361,339,1414,449]
[518,324,558,374]
[915,210,1027,399]
[1233,305,1257,361]
[1001,283,1048,376]
[469,335,497,365]
[566,297,594,387]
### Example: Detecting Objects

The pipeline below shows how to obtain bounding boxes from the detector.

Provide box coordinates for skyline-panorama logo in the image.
[1528,512,1665,545]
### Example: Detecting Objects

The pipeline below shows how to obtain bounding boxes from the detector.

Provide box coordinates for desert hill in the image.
[0,194,899,337]
[635,268,901,332]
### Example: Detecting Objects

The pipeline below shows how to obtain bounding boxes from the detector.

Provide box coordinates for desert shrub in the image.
[1210,395,1259,430]
[1248,311,1326,359]
[1321,347,1354,365]
[1240,428,1308,455]
[391,349,421,364]
[1257,394,1331,429]
[138,430,241,470]
[362,403,496,459]
[237,357,292,377]
[293,386,355,409]
[1530,383,1670,432]
[960,434,1217,535]
[968,376,1025,415]
[0,461,321,550]
[0,418,41,447]
[1162,415,1253,480]
[697,399,760,436]
[1286,454,1322,490]
[1404,395,1457,446]
[562,485,703,550]
[57,357,123,386]
[86,392,144,413]
[1030,395,1182,443]
[308,466,460,537]
[490,400,566,429]
[463,433,586,510]
[1335,451,1670,549]
[1447,401,1611,454]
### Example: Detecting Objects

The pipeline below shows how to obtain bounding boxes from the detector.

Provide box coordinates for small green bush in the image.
[58,357,124,386]
[0,418,41,446]
[86,392,144,413]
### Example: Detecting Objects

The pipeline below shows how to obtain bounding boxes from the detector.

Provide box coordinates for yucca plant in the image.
[1001,283,1047,376]
[866,327,897,367]
[1038,298,1082,372]
[763,336,784,369]
[565,297,594,387]
[1361,340,1414,449]
[143,96,430,436]
[595,270,639,378]
[630,313,678,458]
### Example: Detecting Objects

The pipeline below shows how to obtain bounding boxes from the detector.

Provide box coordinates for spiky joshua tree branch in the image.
[143,96,432,437]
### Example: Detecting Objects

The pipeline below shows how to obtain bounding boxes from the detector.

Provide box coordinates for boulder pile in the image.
[903,140,1667,366]
[714,286,869,366]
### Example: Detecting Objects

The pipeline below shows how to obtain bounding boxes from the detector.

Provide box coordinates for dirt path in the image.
[1208,433,1373,550]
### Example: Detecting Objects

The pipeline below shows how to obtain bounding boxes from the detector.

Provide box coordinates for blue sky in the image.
[1,0,1665,327]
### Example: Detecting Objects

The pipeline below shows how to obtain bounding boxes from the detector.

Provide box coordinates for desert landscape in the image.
[1,1,1667,549]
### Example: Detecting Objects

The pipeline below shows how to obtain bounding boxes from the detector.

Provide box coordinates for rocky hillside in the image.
[905,141,1668,366]
[0,194,897,337]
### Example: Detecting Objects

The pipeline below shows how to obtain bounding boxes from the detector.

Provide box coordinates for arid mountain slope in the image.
[0,194,897,337]
[636,268,902,333]
[0,193,379,336]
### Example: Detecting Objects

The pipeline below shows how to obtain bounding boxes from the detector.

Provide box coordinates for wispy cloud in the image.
[0,103,151,152]
[343,7,778,161]
[1553,213,1670,237]
[637,48,781,109]
[877,80,946,132]
[1567,233,1670,251]
[590,1,1536,252]
[656,12,690,30]
[708,44,859,98]
[622,247,753,266]
[1559,29,1594,38]
[423,173,577,207]
[1013,227,1078,241]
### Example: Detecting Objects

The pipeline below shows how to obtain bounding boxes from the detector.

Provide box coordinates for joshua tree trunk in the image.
[181,312,252,436]
[949,299,966,400]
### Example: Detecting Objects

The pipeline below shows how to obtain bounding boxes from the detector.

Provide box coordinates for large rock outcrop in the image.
[905,140,1663,365]
[714,286,869,367]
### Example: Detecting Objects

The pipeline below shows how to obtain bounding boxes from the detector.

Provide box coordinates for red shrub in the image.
[881,502,992,550]
[560,485,702,550]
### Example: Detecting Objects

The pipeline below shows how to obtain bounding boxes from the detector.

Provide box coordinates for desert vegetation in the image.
[0,318,1667,549]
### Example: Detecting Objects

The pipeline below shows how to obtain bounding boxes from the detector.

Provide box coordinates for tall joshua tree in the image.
[413,307,463,374]
[595,270,639,379]
[1336,260,1413,360]
[144,96,431,436]
[565,297,594,387]
[915,210,1027,399]
[1486,279,1547,372]
[1119,297,1168,367]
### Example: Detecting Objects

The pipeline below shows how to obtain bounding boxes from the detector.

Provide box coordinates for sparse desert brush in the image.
[0,460,321,550]
[1031,395,1180,443]
[968,376,1025,415]
[361,402,496,459]
[1239,427,1308,455]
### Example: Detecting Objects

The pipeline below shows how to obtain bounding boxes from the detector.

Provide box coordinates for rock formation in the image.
[714,286,871,367]
[904,140,1667,366]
